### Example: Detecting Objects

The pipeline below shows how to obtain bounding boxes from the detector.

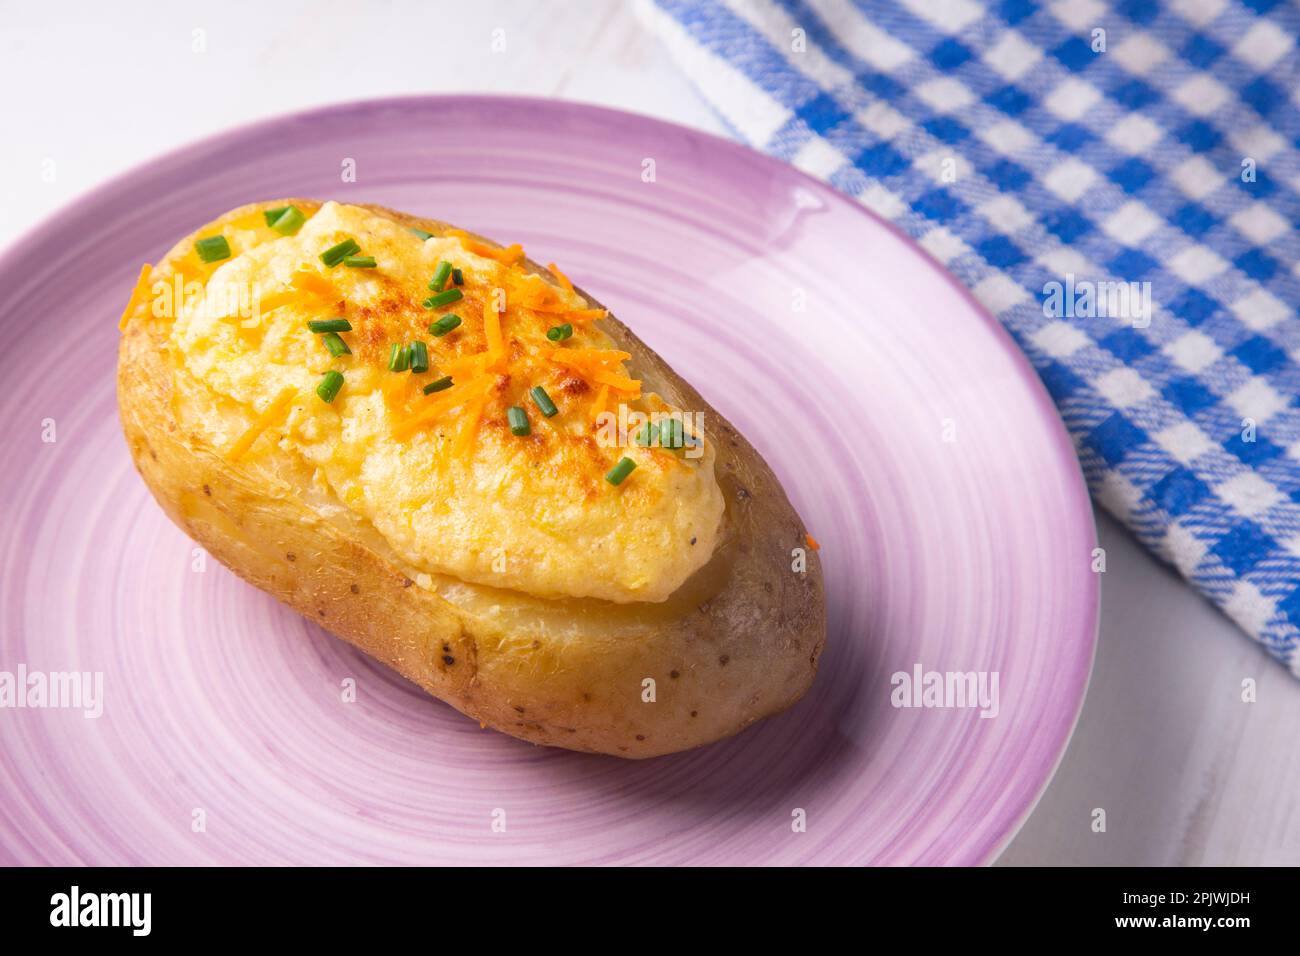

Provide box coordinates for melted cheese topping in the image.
[168,201,724,603]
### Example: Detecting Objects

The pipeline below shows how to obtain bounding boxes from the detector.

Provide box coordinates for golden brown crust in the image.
[116,199,825,758]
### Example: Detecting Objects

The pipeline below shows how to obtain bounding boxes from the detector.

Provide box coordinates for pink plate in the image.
[0,96,1097,865]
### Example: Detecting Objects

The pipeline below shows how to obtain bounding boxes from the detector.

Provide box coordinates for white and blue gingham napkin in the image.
[640,0,1300,675]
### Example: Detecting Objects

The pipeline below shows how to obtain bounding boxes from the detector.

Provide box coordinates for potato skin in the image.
[117,200,824,758]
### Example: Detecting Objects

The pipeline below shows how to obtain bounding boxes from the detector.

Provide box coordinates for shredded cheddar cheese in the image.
[562,307,608,322]
[590,383,610,424]
[227,387,297,461]
[401,233,635,447]
[392,375,496,441]
[550,348,631,366]
[118,264,154,330]
[547,262,574,293]
[454,391,490,454]
[510,275,605,321]
[589,369,642,395]
[445,228,524,266]
[442,351,498,380]
[546,348,642,403]
[290,269,335,297]
[484,300,504,357]
[255,289,303,313]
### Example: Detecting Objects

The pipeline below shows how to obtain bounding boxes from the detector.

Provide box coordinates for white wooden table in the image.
[4,0,1297,866]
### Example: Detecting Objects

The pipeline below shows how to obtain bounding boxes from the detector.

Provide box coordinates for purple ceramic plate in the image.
[0,96,1097,865]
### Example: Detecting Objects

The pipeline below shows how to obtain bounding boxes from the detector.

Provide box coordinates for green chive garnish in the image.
[423,288,463,310]
[409,341,429,373]
[507,406,530,436]
[428,261,453,291]
[429,314,462,337]
[316,370,344,403]
[634,422,659,447]
[546,323,573,342]
[388,342,410,372]
[410,227,434,241]
[423,376,454,395]
[452,268,464,286]
[321,331,351,357]
[343,255,376,268]
[320,238,360,268]
[529,386,558,418]
[269,205,306,236]
[307,318,351,333]
[263,207,289,226]
[606,456,637,486]
[320,331,350,357]
[660,418,685,450]
[195,235,231,263]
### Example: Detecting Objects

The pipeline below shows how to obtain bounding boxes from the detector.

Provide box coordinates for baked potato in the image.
[116,199,824,757]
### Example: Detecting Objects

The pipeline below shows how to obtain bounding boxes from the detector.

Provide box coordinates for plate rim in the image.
[0,93,1100,866]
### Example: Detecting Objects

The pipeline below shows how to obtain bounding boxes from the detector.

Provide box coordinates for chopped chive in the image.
[316,370,344,403]
[269,205,306,236]
[605,456,637,486]
[452,268,464,286]
[388,342,410,372]
[546,323,573,342]
[428,261,453,291]
[321,331,350,357]
[634,422,659,447]
[429,314,462,337]
[660,418,685,449]
[423,375,454,395]
[409,341,429,373]
[507,406,530,436]
[195,235,231,263]
[307,317,351,333]
[423,288,463,309]
[263,206,289,226]
[320,238,360,268]
[343,255,376,268]
[410,227,434,241]
[529,386,558,418]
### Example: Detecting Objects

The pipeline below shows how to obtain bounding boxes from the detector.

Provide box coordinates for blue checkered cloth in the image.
[640,0,1300,675]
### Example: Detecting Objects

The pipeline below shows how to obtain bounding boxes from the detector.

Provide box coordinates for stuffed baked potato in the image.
[117,199,824,757]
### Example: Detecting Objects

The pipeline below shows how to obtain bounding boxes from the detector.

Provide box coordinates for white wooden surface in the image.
[3,0,1298,866]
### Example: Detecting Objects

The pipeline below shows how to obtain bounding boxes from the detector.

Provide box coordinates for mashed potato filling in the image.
[168,202,724,603]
